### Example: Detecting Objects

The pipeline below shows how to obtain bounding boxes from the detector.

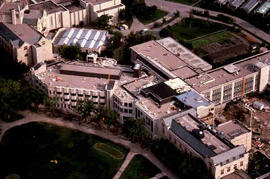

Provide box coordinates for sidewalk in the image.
[0,111,178,179]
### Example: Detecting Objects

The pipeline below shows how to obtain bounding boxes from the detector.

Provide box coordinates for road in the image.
[145,0,270,43]
[0,111,178,179]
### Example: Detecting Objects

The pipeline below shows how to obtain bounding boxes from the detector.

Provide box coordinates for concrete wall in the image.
[69,9,87,26]
[230,132,252,152]
[212,153,249,179]
[16,43,33,66]
[259,65,269,92]
[32,37,53,64]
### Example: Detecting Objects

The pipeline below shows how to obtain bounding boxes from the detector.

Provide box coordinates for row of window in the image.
[204,75,259,104]
[220,161,244,175]
[113,96,132,108]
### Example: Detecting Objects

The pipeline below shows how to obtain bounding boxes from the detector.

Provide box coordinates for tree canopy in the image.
[58,44,82,60]
[150,139,213,179]
[92,15,112,30]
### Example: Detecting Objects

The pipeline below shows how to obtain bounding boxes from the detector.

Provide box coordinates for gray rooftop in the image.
[0,22,41,47]
[175,90,211,109]
[29,1,66,14]
[216,120,250,140]
[210,145,246,166]
[171,115,216,158]
[185,52,270,92]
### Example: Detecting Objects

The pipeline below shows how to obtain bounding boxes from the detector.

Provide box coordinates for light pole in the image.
[244,105,255,131]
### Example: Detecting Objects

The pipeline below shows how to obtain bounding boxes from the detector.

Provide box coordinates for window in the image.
[240,161,243,166]
[129,103,132,107]
[124,103,128,107]
[129,109,132,114]
[221,169,224,175]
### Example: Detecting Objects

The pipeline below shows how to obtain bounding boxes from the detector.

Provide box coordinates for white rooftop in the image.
[57,28,107,49]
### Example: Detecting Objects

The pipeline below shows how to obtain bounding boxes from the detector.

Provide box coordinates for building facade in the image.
[0,22,53,65]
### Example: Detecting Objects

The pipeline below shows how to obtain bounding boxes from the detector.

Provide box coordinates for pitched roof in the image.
[0,23,41,47]
[211,145,246,166]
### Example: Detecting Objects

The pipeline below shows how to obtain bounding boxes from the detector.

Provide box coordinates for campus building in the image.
[28,38,269,179]
[130,37,270,107]
[0,0,125,35]
[162,109,249,179]
[29,61,120,109]
[0,22,53,65]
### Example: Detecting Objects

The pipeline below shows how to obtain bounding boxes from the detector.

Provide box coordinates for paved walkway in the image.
[113,151,136,179]
[0,111,178,179]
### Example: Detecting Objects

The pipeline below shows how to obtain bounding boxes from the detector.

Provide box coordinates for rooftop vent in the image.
[245,64,260,72]
[224,64,240,74]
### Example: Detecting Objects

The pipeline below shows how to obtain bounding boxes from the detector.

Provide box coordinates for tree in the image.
[118,9,132,22]
[150,139,213,179]
[174,11,180,17]
[92,15,112,30]
[74,100,95,120]
[122,118,148,143]
[58,44,82,60]
[44,97,58,116]
[96,107,118,126]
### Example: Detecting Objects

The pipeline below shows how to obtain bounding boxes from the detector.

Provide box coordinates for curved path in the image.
[146,0,270,43]
[0,111,178,179]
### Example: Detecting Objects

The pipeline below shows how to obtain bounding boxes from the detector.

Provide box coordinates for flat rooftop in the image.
[136,96,179,119]
[156,37,212,72]
[130,39,211,81]
[131,40,187,72]
[175,90,211,109]
[172,114,231,155]
[185,52,270,92]
[29,1,66,14]
[59,63,121,79]
[123,76,161,97]
[64,2,84,12]
[216,120,250,140]
[36,63,114,90]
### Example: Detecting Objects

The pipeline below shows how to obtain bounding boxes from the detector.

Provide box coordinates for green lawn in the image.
[120,155,161,179]
[190,31,233,49]
[166,0,198,5]
[138,9,167,24]
[160,18,228,41]
[94,143,124,159]
[0,122,129,179]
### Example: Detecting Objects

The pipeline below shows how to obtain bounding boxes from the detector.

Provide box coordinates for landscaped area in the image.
[248,152,270,178]
[120,154,161,179]
[137,9,167,24]
[190,30,233,49]
[160,18,228,41]
[94,143,124,160]
[0,122,129,179]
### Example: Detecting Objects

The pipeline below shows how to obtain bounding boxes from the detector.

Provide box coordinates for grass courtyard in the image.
[160,18,228,41]
[190,30,234,49]
[120,155,161,179]
[138,9,168,25]
[0,122,128,179]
